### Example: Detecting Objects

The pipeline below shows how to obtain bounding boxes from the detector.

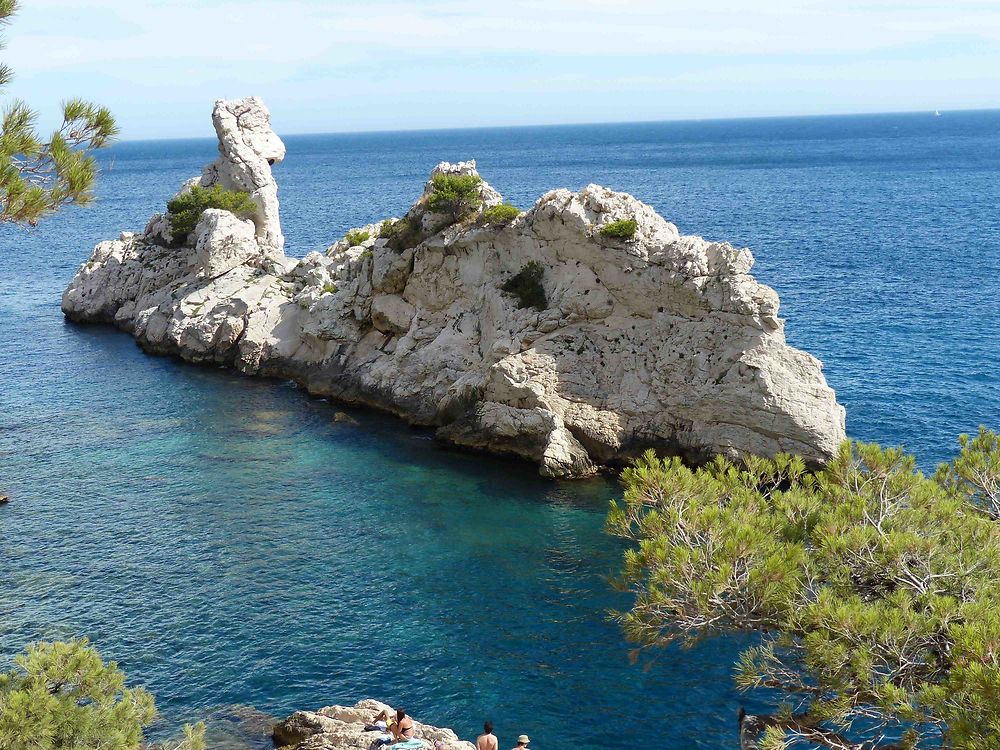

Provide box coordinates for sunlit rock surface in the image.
[272,700,473,750]
[63,98,846,477]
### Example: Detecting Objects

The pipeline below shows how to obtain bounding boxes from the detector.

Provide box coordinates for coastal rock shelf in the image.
[272,700,473,750]
[62,97,846,477]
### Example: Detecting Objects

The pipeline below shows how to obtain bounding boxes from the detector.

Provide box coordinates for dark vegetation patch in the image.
[501,260,547,310]
[380,215,427,252]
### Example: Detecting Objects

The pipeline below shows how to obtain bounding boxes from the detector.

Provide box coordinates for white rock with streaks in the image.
[272,700,474,750]
[62,98,847,478]
[202,96,286,252]
[193,208,259,278]
[371,294,416,335]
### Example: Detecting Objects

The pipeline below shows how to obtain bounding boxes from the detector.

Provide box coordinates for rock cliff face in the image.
[62,96,846,478]
[272,700,472,750]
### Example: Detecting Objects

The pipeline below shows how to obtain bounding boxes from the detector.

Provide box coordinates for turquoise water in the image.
[2,110,1000,749]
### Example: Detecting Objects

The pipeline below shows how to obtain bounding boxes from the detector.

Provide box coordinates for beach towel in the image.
[368,737,429,750]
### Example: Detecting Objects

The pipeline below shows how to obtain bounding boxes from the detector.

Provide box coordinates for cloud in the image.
[11,0,1000,71]
[5,0,999,137]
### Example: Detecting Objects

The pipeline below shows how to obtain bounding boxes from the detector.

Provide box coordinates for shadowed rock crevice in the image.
[62,97,846,478]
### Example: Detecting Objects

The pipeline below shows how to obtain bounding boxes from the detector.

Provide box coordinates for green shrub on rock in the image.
[599,217,637,239]
[426,173,482,221]
[501,260,547,310]
[380,215,426,252]
[379,218,403,243]
[167,184,256,244]
[481,203,521,226]
[344,229,370,247]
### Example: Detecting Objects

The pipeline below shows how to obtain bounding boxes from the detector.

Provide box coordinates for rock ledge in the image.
[272,700,473,750]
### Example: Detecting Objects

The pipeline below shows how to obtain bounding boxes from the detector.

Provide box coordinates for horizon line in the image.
[113,105,999,145]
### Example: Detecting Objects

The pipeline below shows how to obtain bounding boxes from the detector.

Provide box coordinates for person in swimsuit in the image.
[476,721,498,750]
[391,708,415,742]
[510,734,529,750]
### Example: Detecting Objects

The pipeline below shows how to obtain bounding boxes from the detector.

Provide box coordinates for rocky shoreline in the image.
[62,96,845,477]
[272,701,473,750]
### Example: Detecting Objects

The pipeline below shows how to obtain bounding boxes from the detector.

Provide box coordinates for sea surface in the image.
[2,110,999,749]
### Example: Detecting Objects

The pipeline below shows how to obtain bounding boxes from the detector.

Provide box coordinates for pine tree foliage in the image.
[0,639,156,749]
[426,173,482,221]
[607,430,1000,750]
[0,1,117,225]
[161,722,207,750]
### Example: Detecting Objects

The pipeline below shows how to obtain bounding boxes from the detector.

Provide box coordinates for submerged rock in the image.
[272,700,473,750]
[62,97,846,477]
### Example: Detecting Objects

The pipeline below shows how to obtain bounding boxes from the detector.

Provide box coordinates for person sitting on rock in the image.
[391,708,415,742]
[510,734,530,750]
[476,720,498,750]
[364,709,390,732]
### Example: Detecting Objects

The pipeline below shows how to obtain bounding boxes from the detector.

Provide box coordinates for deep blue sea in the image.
[2,111,999,750]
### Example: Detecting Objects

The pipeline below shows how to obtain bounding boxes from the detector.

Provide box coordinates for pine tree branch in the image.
[739,710,911,750]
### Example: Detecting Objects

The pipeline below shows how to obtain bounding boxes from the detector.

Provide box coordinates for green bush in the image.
[481,203,521,225]
[166,184,256,244]
[598,217,637,239]
[344,229,370,247]
[426,173,482,220]
[380,214,426,252]
[501,261,547,310]
[322,283,338,294]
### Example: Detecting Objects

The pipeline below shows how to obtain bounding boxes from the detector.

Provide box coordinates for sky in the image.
[4,0,1000,140]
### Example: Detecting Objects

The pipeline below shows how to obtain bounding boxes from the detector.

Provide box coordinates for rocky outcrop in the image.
[272,700,473,750]
[62,97,846,478]
[142,96,285,254]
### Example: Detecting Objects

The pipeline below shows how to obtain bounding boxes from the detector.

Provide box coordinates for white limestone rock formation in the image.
[193,208,260,278]
[62,98,846,478]
[272,700,473,750]
[142,95,285,256]
[205,96,286,252]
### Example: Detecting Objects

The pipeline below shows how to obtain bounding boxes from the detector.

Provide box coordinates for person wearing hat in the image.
[511,735,530,749]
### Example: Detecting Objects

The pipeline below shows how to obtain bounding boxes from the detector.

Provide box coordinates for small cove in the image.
[2,110,999,749]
